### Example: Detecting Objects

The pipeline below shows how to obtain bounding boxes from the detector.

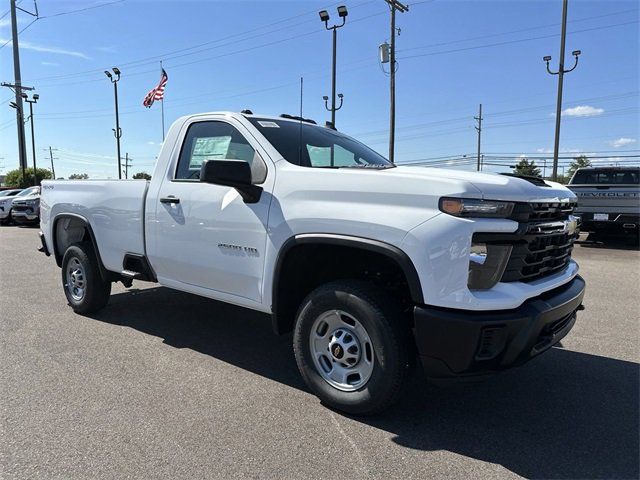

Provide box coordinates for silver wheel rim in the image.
[309,310,375,392]
[65,257,86,301]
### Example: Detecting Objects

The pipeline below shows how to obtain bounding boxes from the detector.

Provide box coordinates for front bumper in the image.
[413,275,585,378]
[11,211,39,223]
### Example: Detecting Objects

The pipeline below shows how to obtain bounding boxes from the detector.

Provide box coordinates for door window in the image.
[175,121,264,181]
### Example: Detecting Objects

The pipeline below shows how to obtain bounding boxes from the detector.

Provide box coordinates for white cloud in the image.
[0,38,90,59]
[41,61,60,67]
[608,137,636,148]
[561,105,604,117]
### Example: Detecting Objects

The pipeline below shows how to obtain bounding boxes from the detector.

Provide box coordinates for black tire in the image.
[0,210,12,226]
[61,241,111,314]
[293,280,412,415]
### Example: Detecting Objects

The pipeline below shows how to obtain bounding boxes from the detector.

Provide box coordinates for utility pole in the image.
[105,68,122,179]
[5,0,38,182]
[23,93,39,185]
[46,147,58,178]
[124,153,133,179]
[543,0,581,181]
[384,0,408,164]
[319,6,348,128]
[474,103,482,172]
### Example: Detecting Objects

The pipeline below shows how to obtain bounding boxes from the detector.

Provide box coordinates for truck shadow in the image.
[91,287,639,480]
[576,232,640,251]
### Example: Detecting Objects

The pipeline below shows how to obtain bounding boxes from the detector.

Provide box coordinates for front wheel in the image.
[293,280,412,415]
[61,242,111,314]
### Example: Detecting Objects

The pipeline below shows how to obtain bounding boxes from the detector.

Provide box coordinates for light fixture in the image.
[572,50,581,56]
[337,5,348,17]
[319,10,329,22]
[112,67,121,75]
[104,70,112,79]
[33,94,39,101]
[543,55,552,62]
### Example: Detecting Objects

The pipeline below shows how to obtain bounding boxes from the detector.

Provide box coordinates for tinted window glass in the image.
[247,118,392,168]
[572,169,640,185]
[176,121,257,180]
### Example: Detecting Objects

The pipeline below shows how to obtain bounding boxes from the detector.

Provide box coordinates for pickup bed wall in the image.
[41,180,149,274]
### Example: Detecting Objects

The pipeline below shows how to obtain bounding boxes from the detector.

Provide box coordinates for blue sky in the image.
[0,0,638,179]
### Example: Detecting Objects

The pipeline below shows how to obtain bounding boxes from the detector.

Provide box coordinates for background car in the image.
[0,189,25,225]
[9,186,41,226]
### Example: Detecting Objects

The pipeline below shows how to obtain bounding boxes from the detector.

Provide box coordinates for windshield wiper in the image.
[339,164,395,169]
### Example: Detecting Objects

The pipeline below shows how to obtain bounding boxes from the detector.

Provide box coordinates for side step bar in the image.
[121,253,157,282]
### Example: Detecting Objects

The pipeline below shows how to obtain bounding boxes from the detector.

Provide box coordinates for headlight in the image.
[440,198,515,218]
[468,242,512,290]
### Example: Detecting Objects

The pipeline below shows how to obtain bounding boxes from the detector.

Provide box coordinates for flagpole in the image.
[160,60,165,142]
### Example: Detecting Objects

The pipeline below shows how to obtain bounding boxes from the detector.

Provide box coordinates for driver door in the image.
[148,118,272,305]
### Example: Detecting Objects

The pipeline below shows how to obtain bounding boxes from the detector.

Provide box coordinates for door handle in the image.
[160,196,180,204]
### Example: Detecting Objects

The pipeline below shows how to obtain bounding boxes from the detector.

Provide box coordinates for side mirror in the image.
[199,159,262,203]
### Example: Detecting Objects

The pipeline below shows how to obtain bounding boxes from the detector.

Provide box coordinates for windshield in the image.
[571,169,639,185]
[16,187,40,197]
[0,189,21,197]
[247,117,393,169]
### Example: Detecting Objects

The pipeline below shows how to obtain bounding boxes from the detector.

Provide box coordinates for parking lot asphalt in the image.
[1,226,638,480]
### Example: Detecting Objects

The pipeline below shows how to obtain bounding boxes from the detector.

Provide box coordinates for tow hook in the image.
[577,304,585,311]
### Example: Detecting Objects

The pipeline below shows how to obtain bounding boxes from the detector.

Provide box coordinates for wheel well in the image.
[272,240,421,335]
[53,215,111,281]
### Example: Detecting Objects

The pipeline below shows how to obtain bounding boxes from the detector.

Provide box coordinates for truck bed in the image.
[41,180,149,273]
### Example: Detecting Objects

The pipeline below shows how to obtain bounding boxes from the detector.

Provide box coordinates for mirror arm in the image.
[236,184,263,203]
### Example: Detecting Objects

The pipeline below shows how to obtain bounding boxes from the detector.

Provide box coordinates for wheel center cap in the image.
[331,344,344,359]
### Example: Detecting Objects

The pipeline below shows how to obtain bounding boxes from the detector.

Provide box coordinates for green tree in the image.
[69,173,89,180]
[513,157,542,177]
[567,155,591,180]
[4,167,53,188]
[132,172,151,180]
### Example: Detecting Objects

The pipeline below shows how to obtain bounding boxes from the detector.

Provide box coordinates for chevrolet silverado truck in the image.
[39,111,585,414]
[567,166,640,236]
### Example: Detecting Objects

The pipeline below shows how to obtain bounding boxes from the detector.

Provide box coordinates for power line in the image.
[38,0,124,19]
[25,1,371,84]
[398,8,638,54]
[399,20,639,61]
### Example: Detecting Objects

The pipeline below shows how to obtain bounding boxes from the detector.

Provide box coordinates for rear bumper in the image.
[413,275,585,378]
[576,212,640,232]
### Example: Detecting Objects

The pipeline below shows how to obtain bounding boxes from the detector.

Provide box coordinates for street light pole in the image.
[23,93,39,185]
[543,0,581,181]
[319,6,348,128]
[105,68,122,179]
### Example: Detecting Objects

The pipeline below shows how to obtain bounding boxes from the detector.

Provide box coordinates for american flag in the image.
[143,68,168,108]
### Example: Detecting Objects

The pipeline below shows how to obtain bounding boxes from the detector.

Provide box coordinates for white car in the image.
[40,111,585,414]
[0,188,30,225]
[10,186,40,225]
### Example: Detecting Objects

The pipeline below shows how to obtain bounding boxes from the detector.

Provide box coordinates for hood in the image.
[385,166,576,203]
[12,194,40,202]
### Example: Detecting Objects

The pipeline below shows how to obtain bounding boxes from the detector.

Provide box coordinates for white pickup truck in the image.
[40,111,585,414]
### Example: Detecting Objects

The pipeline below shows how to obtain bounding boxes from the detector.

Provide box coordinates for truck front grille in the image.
[474,201,578,283]
[510,201,578,222]
[500,228,577,282]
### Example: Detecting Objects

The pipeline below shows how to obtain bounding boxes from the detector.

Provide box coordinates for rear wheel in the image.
[61,242,111,314]
[293,280,412,415]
